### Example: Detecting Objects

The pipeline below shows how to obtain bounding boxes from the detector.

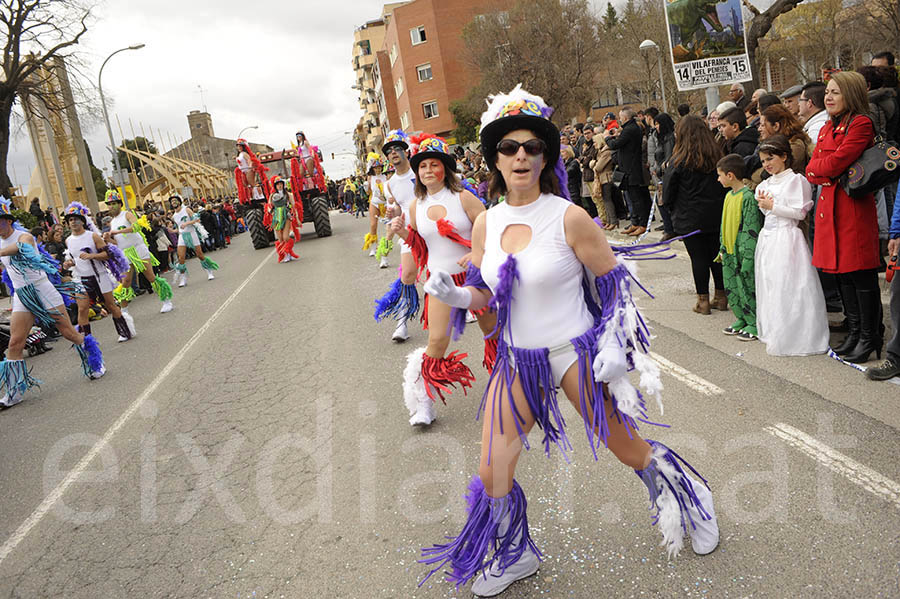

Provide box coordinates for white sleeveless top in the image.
[174,206,196,234]
[110,212,142,249]
[237,152,252,172]
[480,194,593,349]
[415,187,472,275]
[0,230,48,288]
[387,168,417,220]
[66,230,102,278]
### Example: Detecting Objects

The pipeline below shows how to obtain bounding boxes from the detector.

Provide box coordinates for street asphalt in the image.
[0,210,897,598]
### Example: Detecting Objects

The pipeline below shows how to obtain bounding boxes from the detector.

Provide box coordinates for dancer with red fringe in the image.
[389,134,497,427]
[268,176,299,263]
[416,86,719,597]
[234,138,270,205]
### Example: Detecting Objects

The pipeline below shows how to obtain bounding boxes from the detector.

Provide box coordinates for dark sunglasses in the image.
[496,138,546,156]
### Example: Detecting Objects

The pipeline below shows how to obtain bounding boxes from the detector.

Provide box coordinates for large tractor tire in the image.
[311,196,332,238]
[246,208,271,249]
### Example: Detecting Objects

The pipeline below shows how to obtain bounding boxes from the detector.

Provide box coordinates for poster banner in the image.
[664,0,753,91]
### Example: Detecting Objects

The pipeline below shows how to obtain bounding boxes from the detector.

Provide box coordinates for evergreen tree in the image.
[602,2,619,31]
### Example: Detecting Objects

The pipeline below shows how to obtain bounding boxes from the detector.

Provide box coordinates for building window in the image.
[394,76,404,98]
[410,26,426,45]
[400,111,410,130]
[389,44,398,66]
[360,40,371,56]
[416,63,433,82]
[423,101,439,119]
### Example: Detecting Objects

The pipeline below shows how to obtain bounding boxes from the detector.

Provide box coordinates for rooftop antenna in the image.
[197,84,208,112]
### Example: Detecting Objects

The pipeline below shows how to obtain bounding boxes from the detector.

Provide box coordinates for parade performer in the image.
[363,152,390,265]
[268,176,299,263]
[375,130,419,342]
[105,191,174,313]
[170,195,219,287]
[234,139,269,204]
[0,198,104,408]
[62,202,136,343]
[416,86,718,596]
[293,131,316,182]
[389,134,497,427]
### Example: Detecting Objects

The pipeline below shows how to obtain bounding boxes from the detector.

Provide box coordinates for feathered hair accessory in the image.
[64,202,99,232]
[382,129,410,153]
[409,134,457,173]
[479,84,555,133]
[0,196,15,219]
[366,151,384,173]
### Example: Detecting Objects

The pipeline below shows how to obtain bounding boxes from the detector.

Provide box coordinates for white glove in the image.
[424,269,472,309]
[593,343,628,382]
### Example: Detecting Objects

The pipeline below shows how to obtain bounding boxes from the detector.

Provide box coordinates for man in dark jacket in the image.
[199,206,217,252]
[718,108,758,158]
[578,127,599,218]
[603,107,651,235]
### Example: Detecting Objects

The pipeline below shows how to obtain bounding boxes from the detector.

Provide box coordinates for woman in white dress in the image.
[754,135,829,356]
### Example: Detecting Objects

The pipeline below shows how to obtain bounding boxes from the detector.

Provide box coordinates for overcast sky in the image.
[7,0,660,191]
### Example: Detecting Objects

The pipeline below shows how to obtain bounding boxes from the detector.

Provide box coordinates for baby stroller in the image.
[0,323,52,357]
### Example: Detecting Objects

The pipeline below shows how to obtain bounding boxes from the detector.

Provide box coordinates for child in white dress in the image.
[754,135,829,356]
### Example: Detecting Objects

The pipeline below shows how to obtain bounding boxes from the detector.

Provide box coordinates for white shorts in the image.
[120,241,152,261]
[12,278,64,314]
[177,230,201,248]
[508,340,580,388]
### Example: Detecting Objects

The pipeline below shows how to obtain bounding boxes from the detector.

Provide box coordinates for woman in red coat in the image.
[806,71,882,363]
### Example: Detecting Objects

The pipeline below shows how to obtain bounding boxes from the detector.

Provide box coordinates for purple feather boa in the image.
[103,243,131,282]
[487,254,518,339]
[419,476,540,588]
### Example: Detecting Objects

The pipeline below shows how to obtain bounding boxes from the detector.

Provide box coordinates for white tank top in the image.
[369,175,387,205]
[66,230,102,278]
[110,212,142,249]
[480,194,593,349]
[387,168,417,220]
[299,143,312,159]
[0,229,48,288]
[174,206,196,234]
[414,187,472,275]
[237,152,252,172]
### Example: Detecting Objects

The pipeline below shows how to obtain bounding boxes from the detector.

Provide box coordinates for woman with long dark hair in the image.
[759,105,812,175]
[806,71,882,363]
[417,87,717,597]
[662,115,727,314]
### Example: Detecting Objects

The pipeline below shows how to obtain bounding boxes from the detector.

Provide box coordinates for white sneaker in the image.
[160,300,173,313]
[177,273,186,287]
[379,256,389,268]
[368,247,377,257]
[466,311,477,324]
[471,548,540,597]
[117,335,128,343]
[0,391,24,408]
[90,364,106,380]
[207,271,215,280]
[688,479,719,555]
[409,403,435,426]
[392,321,409,342]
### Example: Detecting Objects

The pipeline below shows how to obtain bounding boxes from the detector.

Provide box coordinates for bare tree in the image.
[741,0,805,91]
[860,0,900,58]
[0,0,94,197]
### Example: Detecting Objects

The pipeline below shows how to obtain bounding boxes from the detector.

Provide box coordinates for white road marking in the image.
[649,351,724,395]
[765,422,900,509]
[0,251,275,566]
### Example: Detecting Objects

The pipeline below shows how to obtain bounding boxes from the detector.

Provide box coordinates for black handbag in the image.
[612,168,627,188]
[840,135,900,198]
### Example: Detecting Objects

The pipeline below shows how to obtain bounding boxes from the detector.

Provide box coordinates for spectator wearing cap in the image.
[800,82,829,143]
[602,112,618,131]
[780,84,804,117]
[728,83,749,111]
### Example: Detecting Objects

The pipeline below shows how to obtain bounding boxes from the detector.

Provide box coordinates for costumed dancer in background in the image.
[268,176,299,263]
[375,130,419,343]
[417,86,718,597]
[62,202,136,343]
[105,191,174,313]
[234,138,270,204]
[363,152,390,265]
[389,135,497,427]
[0,198,105,409]
[293,131,318,186]
[170,195,219,287]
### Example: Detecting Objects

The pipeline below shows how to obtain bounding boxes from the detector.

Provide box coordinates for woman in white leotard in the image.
[169,195,219,287]
[362,153,389,264]
[417,87,719,597]
[389,135,497,426]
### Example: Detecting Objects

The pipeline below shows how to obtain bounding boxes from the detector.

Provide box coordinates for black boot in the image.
[843,290,883,363]
[833,284,860,355]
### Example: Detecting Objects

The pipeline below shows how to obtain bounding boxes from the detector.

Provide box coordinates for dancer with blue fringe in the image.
[0,197,105,409]
[170,195,219,287]
[105,190,174,313]
[416,87,719,597]
[63,202,136,343]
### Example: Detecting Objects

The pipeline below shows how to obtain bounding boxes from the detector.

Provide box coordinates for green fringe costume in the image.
[720,186,762,336]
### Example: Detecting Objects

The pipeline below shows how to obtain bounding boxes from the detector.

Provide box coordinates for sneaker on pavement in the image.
[207,271,215,280]
[866,357,900,381]
[369,247,377,257]
[160,300,174,313]
[737,330,758,341]
[465,311,477,324]
[90,364,106,380]
[392,321,409,342]
[471,549,540,597]
[409,404,435,426]
[177,274,186,287]
[379,256,389,268]
[117,335,128,343]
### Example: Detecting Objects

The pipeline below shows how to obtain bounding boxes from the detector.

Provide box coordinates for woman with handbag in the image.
[806,71,882,363]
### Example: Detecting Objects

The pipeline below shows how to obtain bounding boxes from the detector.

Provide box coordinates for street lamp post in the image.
[98,44,145,213]
[238,125,258,140]
[639,39,668,113]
